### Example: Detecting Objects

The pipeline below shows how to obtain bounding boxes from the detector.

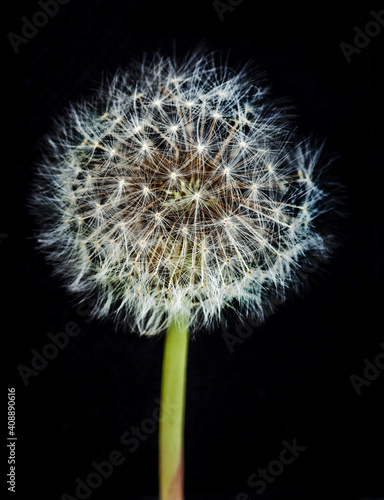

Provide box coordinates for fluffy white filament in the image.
[33,51,332,335]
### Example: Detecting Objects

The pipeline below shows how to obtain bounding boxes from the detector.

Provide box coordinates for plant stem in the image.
[159,317,189,500]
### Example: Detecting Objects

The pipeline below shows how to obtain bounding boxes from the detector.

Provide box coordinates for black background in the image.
[3,1,384,499]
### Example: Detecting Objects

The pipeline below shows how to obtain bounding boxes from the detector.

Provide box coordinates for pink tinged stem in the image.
[159,316,189,500]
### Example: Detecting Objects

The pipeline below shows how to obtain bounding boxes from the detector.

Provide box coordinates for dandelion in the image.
[32,50,336,500]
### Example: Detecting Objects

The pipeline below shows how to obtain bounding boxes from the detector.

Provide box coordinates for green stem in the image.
[159,317,189,500]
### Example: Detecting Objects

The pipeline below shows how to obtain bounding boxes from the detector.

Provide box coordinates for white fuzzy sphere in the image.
[33,51,332,335]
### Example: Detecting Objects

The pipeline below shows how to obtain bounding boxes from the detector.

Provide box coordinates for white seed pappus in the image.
[33,51,333,335]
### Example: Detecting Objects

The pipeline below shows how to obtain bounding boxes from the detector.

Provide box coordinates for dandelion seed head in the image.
[32,51,335,335]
